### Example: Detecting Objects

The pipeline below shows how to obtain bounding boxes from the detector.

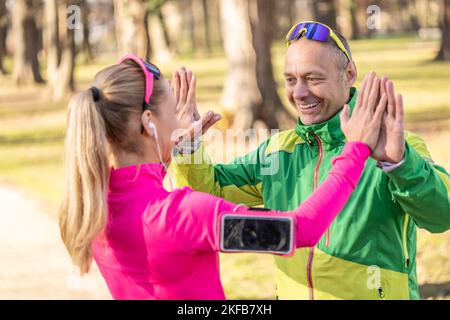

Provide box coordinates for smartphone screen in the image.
[220,214,293,255]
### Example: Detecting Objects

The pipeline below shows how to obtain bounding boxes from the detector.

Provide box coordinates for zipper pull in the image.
[405,258,410,268]
[378,287,386,300]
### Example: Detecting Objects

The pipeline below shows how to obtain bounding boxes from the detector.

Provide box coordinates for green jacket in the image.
[171,88,450,300]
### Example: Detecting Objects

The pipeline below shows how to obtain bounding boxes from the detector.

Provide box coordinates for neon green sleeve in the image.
[386,131,450,233]
[171,142,264,207]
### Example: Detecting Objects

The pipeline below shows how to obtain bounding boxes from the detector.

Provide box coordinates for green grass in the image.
[0,35,449,299]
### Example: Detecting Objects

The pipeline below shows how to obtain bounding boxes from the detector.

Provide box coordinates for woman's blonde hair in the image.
[59,62,164,274]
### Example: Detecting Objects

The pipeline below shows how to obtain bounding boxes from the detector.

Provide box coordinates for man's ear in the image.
[345,61,358,88]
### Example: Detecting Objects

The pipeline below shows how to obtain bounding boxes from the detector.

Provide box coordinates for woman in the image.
[59,54,386,299]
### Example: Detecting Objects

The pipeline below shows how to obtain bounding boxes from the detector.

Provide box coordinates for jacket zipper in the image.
[306,132,324,300]
[403,214,410,268]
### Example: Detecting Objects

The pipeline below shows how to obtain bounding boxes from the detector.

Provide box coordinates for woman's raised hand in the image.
[340,71,388,151]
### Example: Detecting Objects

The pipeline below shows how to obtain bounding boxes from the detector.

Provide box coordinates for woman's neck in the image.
[113,150,161,169]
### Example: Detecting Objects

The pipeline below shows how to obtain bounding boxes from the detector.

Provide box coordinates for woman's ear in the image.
[140,110,155,137]
[345,61,358,88]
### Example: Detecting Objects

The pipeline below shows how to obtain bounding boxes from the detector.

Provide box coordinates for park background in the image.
[0,0,449,299]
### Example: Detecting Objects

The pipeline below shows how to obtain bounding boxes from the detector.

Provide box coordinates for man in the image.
[171,21,450,299]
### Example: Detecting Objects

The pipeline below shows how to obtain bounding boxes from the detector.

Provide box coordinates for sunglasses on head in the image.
[285,21,351,62]
[117,54,161,111]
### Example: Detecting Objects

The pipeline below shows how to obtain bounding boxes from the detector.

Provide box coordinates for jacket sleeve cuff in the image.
[376,158,405,172]
[384,142,425,186]
[173,142,209,166]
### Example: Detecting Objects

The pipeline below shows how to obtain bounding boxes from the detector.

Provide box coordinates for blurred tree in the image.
[184,0,197,53]
[349,0,360,39]
[160,0,183,54]
[220,0,294,130]
[312,0,337,30]
[147,0,172,62]
[81,0,93,62]
[348,0,377,39]
[436,0,450,60]
[45,0,77,100]
[273,0,296,40]
[12,0,44,85]
[45,0,59,87]
[0,0,8,74]
[208,0,223,48]
[114,0,150,60]
[191,0,211,54]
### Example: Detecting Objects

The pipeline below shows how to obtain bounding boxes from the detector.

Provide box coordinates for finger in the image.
[171,71,176,90]
[380,76,387,97]
[202,110,215,124]
[356,72,373,113]
[354,74,369,112]
[188,111,215,139]
[367,77,380,114]
[395,93,404,122]
[187,75,197,113]
[362,72,376,109]
[202,113,222,132]
[186,70,193,86]
[172,71,180,104]
[373,93,387,121]
[179,69,188,105]
[386,80,395,117]
[339,104,350,127]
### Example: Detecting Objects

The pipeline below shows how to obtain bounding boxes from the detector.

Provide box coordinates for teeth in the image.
[300,102,319,109]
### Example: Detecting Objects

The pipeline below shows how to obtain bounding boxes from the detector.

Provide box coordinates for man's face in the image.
[284,38,354,125]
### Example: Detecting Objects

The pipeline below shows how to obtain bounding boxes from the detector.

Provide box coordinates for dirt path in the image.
[0,184,111,299]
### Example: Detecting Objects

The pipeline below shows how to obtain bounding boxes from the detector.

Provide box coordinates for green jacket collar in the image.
[295,87,357,148]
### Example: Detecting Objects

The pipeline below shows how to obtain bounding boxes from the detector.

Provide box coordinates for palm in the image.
[371,114,404,162]
[370,79,405,163]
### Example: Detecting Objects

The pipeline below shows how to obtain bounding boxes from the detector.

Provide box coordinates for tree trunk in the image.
[53,0,76,101]
[148,12,172,63]
[350,0,374,38]
[12,0,44,85]
[191,0,210,54]
[45,0,77,101]
[185,0,196,53]
[209,0,223,48]
[220,0,294,130]
[349,0,360,39]
[45,0,59,87]
[114,0,150,60]
[160,1,183,54]
[436,0,450,61]
[81,0,93,63]
[0,0,8,74]
[202,0,212,50]
[312,0,338,30]
[157,9,172,50]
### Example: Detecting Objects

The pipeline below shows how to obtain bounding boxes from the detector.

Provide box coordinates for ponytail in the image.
[59,62,164,274]
[59,90,109,274]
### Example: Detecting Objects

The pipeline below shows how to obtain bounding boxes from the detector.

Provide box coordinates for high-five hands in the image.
[341,71,405,163]
[171,67,221,146]
[371,76,405,163]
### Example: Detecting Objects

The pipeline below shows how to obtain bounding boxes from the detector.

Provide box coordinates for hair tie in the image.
[90,87,101,102]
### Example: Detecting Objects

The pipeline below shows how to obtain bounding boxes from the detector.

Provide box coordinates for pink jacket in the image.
[92,142,370,299]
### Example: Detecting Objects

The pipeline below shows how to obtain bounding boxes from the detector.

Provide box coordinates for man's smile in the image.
[297,101,321,114]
